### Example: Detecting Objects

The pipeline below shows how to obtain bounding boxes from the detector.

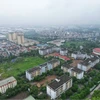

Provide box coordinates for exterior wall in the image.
[17,36,22,44]
[71,53,77,59]
[78,64,87,71]
[26,71,32,81]
[60,50,68,56]
[39,50,46,55]
[47,79,72,99]
[8,34,13,41]
[47,63,53,70]
[78,58,99,72]
[41,66,46,73]
[0,80,17,93]
[47,86,56,99]
[61,66,72,74]
[13,33,17,40]
[77,72,84,79]
[71,53,87,59]
[21,35,24,43]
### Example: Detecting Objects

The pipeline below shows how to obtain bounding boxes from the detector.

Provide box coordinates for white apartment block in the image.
[71,51,87,59]
[0,76,17,93]
[60,48,68,56]
[26,59,60,81]
[47,75,72,99]
[61,64,84,79]
[71,67,84,79]
[78,56,99,72]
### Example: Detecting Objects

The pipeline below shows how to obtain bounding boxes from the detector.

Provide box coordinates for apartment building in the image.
[8,32,17,41]
[71,67,84,79]
[71,51,87,59]
[26,59,60,81]
[78,56,99,71]
[39,47,53,55]
[26,67,41,81]
[17,34,25,45]
[61,64,73,74]
[60,48,68,56]
[39,46,60,56]
[61,64,84,79]
[0,76,17,93]
[48,59,60,69]
[46,75,72,99]
[8,32,25,45]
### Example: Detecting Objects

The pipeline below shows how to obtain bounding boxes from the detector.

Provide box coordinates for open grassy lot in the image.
[63,41,85,47]
[0,56,46,79]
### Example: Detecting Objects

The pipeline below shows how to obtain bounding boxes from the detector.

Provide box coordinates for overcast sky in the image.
[0,0,100,26]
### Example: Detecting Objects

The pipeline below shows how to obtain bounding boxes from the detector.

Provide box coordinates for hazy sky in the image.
[0,0,100,26]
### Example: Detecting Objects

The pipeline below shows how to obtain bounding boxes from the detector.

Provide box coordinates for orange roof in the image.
[93,48,100,53]
[53,53,70,61]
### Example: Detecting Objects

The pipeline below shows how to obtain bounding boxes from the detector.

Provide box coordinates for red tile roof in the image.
[53,53,70,61]
[93,48,100,53]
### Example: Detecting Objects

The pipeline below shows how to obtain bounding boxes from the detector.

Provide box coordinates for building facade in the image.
[17,34,25,45]
[71,51,87,59]
[78,56,99,71]
[26,59,60,81]
[61,64,84,79]
[71,67,84,79]
[8,32,25,45]
[47,75,72,99]
[0,76,17,93]
[61,64,73,74]
[60,48,68,56]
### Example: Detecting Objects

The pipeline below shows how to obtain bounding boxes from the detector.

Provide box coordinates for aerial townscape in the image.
[0,26,100,100]
[0,0,100,100]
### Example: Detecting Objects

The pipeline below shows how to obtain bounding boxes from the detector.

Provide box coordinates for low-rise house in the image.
[46,75,72,99]
[26,59,60,81]
[71,51,87,59]
[60,48,68,56]
[78,56,99,72]
[0,76,17,93]
[71,67,84,79]
[61,64,73,74]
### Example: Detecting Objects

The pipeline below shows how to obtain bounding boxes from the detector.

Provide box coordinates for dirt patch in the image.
[70,60,83,67]
[9,92,29,100]
[33,75,57,87]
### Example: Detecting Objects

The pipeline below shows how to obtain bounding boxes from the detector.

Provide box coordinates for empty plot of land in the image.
[0,56,46,79]
[34,75,57,87]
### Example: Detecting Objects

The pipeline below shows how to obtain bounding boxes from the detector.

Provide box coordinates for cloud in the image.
[0,0,100,26]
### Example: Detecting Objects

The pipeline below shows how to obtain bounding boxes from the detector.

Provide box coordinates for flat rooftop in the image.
[0,76,16,87]
[48,75,71,91]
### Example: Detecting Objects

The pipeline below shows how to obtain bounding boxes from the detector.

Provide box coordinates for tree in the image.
[61,93,66,99]
[71,84,78,92]
[30,86,38,97]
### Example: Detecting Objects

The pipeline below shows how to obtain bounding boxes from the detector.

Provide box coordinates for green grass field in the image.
[63,41,85,47]
[0,56,46,79]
